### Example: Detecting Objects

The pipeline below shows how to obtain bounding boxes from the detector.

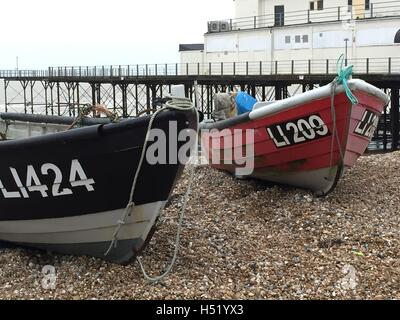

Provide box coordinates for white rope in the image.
[104,95,199,282]
[137,163,196,282]
[137,91,200,282]
[104,105,166,256]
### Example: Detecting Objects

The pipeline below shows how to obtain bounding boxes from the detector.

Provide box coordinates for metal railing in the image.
[0,57,399,79]
[0,70,49,78]
[208,1,400,32]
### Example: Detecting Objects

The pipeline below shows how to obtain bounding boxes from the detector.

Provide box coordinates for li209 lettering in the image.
[267,114,330,148]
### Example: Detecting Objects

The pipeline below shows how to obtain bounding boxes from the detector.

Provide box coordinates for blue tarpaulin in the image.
[235,92,257,115]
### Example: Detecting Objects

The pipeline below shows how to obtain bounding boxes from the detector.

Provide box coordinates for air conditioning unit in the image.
[209,21,220,32]
[220,21,231,32]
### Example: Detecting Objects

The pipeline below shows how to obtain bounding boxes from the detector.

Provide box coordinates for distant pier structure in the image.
[0,59,399,150]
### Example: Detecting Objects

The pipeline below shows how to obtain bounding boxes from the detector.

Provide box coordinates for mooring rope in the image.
[104,95,199,283]
[137,96,199,282]
[328,54,359,178]
[67,104,119,130]
[137,163,196,282]
[335,54,359,105]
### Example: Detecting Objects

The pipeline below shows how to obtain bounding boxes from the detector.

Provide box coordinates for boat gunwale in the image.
[200,79,389,131]
[0,109,193,149]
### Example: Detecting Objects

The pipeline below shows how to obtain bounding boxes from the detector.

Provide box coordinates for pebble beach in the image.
[0,151,399,300]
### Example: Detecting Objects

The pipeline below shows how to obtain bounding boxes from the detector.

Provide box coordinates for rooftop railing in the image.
[207,1,400,32]
[0,57,399,79]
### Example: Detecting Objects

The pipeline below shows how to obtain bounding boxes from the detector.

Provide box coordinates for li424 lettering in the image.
[0,159,95,199]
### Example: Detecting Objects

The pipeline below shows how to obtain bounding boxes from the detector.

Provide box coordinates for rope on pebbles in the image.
[104,95,199,283]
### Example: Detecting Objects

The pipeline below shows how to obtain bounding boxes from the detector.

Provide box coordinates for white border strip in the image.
[249,79,390,120]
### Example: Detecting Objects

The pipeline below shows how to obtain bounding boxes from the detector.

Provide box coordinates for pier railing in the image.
[0,69,48,78]
[208,1,400,32]
[1,57,399,79]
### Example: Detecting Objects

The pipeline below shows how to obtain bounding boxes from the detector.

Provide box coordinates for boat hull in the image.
[201,79,388,195]
[0,109,197,263]
[0,202,166,263]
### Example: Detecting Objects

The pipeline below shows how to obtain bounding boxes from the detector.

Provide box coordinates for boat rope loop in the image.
[335,54,359,105]
[104,96,199,283]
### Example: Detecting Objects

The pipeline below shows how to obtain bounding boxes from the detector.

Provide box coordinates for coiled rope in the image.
[67,104,119,130]
[104,95,199,283]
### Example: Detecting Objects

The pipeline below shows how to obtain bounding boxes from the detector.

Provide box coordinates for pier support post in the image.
[112,84,116,113]
[91,83,96,107]
[66,82,73,116]
[145,85,151,114]
[29,81,36,114]
[275,85,282,101]
[91,83,101,106]
[76,83,80,115]
[135,84,139,116]
[391,88,399,150]
[251,85,256,98]
[96,84,101,105]
[20,80,29,114]
[4,80,8,112]
[49,82,55,115]
[284,86,289,99]
[42,81,48,115]
[206,85,212,116]
[121,84,128,118]
[184,84,191,98]
[57,82,61,116]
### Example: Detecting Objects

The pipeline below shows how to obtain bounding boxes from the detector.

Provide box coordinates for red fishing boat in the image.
[200,78,389,196]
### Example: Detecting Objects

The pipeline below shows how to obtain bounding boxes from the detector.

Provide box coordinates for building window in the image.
[295,35,301,43]
[395,30,400,43]
[365,0,370,10]
[310,1,323,11]
[274,6,285,27]
[348,0,352,5]
[285,36,291,44]
[302,35,309,43]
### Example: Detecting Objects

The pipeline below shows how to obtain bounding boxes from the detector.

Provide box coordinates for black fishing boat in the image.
[0,99,197,263]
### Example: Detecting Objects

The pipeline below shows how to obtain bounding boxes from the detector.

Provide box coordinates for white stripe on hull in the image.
[0,201,166,245]
[249,166,345,195]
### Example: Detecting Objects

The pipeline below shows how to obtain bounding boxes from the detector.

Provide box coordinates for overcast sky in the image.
[0,0,234,69]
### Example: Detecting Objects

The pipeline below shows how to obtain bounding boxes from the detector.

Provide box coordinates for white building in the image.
[180,0,400,74]
[233,0,392,20]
